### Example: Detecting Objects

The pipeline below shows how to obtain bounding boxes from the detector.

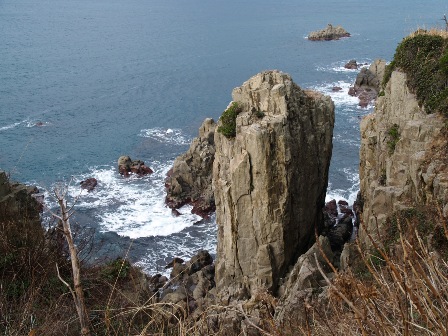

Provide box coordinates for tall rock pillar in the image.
[213,71,334,299]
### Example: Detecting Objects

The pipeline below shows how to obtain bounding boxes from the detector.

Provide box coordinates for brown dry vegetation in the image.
[2,204,447,335]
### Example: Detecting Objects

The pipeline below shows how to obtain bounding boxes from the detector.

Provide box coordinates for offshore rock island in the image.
[2,30,448,335]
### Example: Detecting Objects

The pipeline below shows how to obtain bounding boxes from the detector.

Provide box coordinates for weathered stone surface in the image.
[348,59,387,107]
[308,24,350,41]
[276,236,333,323]
[213,70,334,300]
[165,118,216,217]
[117,156,153,177]
[359,69,448,246]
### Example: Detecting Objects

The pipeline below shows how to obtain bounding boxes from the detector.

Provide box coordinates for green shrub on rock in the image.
[217,102,242,138]
[383,31,448,115]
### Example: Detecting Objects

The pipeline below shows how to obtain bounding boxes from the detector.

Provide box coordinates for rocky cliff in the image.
[165,118,216,216]
[359,69,448,244]
[213,70,335,299]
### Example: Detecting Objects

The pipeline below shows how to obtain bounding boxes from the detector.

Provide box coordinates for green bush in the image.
[387,123,400,153]
[383,33,448,116]
[217,102,242,138]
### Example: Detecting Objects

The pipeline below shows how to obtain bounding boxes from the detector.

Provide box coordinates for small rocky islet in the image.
[307,23,350,41]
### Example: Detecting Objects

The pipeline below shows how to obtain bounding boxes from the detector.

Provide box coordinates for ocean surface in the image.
[1,0,447,273]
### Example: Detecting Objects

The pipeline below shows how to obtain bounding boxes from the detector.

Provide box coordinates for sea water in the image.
[1,0,447,273]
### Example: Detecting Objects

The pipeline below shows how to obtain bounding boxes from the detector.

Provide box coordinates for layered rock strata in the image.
[165,118,216,217]
[213,70,335,299]
[359,69,448,244]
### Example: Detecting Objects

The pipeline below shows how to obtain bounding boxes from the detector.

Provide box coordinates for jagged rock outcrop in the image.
[276,236,333,324]
[165,118,216,217]
[308,24,350,41]
[359,69,448,245]
[0,171,42,221]
[117,156,153,176]
[213,70,335,300]
[349,59,387,107]
[344,59,359,69]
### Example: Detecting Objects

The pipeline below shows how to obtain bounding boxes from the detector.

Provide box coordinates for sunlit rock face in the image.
[213,70,335,300]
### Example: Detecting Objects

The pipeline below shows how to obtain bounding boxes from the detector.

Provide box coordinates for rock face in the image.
[213,70,335,299]
[308,24,350,41]
[165,118,216,217]
[359,69,448,245]
[348,59,387,107]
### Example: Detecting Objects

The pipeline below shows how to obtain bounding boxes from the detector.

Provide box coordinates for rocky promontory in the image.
[308,24,350,41]
[213,70,335,299]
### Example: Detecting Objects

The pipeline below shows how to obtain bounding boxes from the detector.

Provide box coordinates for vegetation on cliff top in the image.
[217,102,242,138]
[383,29,448,116]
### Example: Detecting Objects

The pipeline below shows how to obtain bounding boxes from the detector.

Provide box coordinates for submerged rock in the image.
[308,24,350,41]
[213,70,335,299]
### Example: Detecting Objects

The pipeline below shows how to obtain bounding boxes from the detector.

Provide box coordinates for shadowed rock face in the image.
[165,118,216,217]
[213,70,335,300]
[348,59,387,107]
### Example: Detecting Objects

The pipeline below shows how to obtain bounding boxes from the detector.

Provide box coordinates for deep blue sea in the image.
[1,0,447,273]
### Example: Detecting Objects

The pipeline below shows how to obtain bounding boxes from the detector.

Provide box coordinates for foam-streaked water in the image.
[1,0,447,271]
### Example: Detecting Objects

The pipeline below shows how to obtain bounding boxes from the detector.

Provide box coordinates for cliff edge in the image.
[359,31,448,246]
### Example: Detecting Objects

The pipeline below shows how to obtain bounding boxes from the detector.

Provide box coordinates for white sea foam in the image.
[61,161,201,238]
[134,215,218,276]
[139,127,191,145]
[0,121,23,131]
[316,60,371,73]
[311,80,359,107]
[26,120,50,128]
[326,167,360,205]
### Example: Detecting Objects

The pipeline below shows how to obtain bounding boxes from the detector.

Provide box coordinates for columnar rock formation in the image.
[359,70,448,243]
[165,118,216,216]
[213,71,335,299]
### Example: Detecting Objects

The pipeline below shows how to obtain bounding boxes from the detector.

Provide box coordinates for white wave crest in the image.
[139,127,191,145]
[60,161,201,238]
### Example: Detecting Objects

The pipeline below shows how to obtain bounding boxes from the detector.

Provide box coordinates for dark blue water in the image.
[1,0,447,272]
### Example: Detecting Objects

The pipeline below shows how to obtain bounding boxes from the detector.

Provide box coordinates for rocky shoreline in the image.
[2,31,448,335]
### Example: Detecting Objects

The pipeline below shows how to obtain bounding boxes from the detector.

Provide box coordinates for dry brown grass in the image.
[409,27,448,39]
